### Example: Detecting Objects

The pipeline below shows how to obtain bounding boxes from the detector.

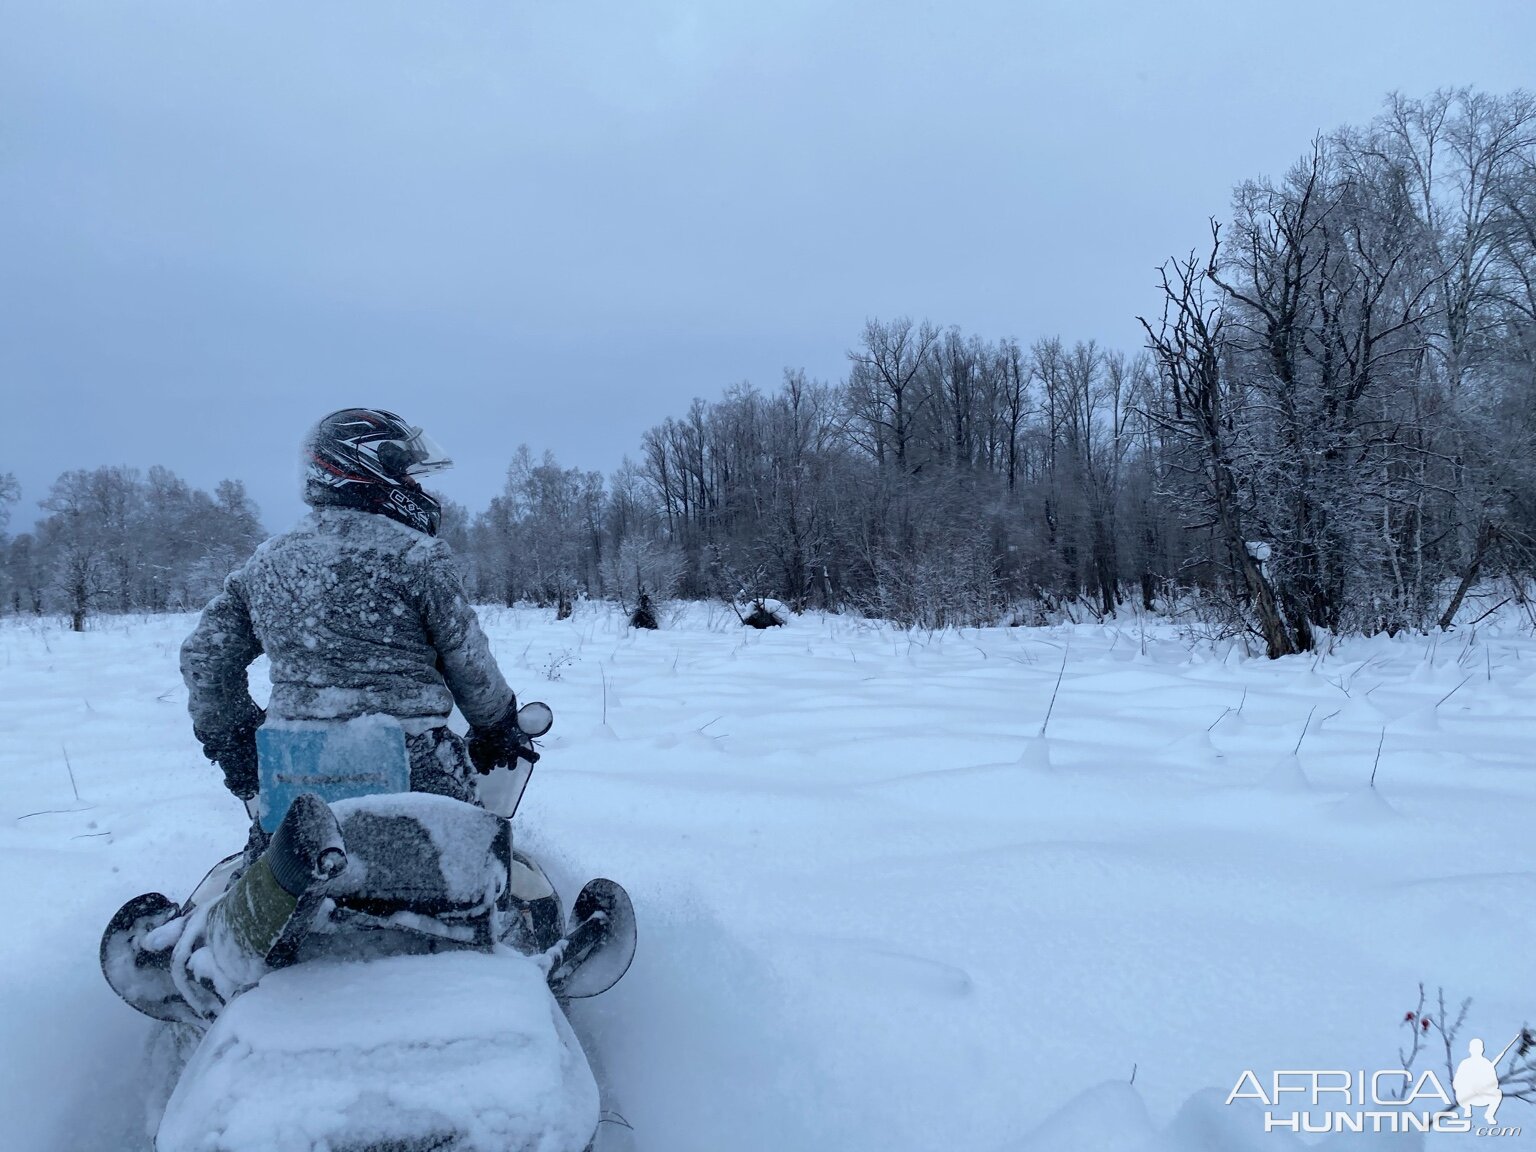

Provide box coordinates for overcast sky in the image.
[3,1,1533,529]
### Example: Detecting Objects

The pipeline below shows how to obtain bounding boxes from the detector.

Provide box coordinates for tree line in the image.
[451,91,1536,652]
[1139,89,1536,653]
[4,90,1534,652]
[0,466,263,630]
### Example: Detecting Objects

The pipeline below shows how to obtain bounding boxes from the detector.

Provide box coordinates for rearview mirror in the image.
[517,701,554,738]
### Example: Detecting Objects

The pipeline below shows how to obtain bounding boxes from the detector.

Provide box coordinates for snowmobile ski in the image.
[100,891,200,1024]
[546,878,636,999]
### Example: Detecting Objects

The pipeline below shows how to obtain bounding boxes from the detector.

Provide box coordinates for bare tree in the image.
[0,473,18,536]
[845,317,941,473]
[1140,242,1300,657]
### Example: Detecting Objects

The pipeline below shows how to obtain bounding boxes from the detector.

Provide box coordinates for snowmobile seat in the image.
[324,793,511,922]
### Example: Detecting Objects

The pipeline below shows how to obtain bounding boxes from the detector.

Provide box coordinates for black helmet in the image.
[303,408,452,536]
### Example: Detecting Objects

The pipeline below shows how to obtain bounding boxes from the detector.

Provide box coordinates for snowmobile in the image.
[100,703,636,1152]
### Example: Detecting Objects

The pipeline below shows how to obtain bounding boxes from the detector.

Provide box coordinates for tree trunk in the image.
[1437,521,1495,630]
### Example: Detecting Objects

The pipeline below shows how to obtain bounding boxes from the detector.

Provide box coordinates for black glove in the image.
[468,707,539,775]
[201,711,264,800]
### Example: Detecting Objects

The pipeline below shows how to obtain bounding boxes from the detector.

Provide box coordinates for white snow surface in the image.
[2,601,1533,1150]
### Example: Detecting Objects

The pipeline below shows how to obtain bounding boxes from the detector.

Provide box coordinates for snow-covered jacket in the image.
[180,507,514,755]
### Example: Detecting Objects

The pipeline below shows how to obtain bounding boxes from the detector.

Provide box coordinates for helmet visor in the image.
[385,427,453,476]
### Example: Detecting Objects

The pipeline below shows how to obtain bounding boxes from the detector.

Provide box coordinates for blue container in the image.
[255,718,411,833]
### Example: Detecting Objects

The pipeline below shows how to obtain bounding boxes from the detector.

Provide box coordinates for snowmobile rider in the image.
[180,407,532,847]
[99,410,557,1024]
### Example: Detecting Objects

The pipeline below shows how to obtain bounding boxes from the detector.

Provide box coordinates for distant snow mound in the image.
[1010,1081,1313,1152]
[739,597,788,628]
[1006,1080,1165,1151]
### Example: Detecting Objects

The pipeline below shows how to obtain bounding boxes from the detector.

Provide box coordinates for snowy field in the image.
[2,601,1534,1151]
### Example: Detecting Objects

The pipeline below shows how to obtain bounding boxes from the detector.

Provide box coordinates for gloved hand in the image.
[202,712,264,800]
[468,705,540,775]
